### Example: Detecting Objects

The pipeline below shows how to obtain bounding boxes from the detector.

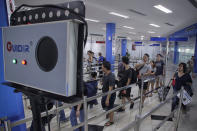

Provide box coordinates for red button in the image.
[21,60,27,65]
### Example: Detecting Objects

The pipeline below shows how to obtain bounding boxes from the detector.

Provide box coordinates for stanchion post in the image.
[174,87,184,131]
[139,77,144,116]
[134,115,140,131]
[55,101,60,130]
[84,96,88,131]
[4,120,11,131]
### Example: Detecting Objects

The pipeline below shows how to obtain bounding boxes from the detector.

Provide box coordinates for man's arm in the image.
[106,86,113,101]
[135,63,145,69]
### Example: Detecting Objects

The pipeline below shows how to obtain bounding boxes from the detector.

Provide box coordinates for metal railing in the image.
[120,87,184,131]
[1,78,183,131]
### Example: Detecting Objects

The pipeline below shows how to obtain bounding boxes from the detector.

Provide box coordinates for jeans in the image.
[70,107,84,131]
[58,101,67,122]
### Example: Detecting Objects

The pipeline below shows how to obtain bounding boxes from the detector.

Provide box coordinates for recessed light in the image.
[109,12,129,19]
[154,5,173,14]
[85,18,100,22]
[150,24,160,27]
[123,26,134,29]
[129,32,136,34]
[148,31,155,34]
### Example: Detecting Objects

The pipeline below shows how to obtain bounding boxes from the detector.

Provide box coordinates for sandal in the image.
[104,121,114,126]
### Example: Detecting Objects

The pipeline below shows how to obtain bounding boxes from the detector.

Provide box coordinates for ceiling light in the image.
[141,37,144,40]
[141,35,144,37]
[149,24,160,27]
[85,18,100,22]
[148,31,155,33]
[123,26,134,29]
[129,32,136,34]
[109,12,129,19]
[154,5,173,14]
[127,37,132,40]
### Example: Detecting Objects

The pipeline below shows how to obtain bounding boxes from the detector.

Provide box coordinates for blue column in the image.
[106,23,115,70]
[0,0,26,131]
[173,41,179,64]
[194,34,197,73]
[121,39,127,56]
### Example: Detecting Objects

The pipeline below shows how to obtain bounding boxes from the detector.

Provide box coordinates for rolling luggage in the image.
[158,79,172,102]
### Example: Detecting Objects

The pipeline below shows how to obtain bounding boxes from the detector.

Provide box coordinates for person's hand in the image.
[27,106,31,110]
[76,110,80,117]
[105,99,109,107]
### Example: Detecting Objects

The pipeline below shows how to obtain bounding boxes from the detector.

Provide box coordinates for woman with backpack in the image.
[117,56,134,112]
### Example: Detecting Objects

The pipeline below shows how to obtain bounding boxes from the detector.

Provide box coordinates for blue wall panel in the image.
[0,0,26,130]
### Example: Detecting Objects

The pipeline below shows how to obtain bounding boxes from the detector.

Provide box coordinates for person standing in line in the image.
[187,56,195,78]
[117,56,134,112]
[147,60,156,97]
[155,54,165,93]
[101,61,116,126]
[171,63,192,114]
[98,52,105,78]
[135,53,151,107]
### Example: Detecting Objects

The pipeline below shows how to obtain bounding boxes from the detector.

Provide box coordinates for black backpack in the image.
[130,68,137,84]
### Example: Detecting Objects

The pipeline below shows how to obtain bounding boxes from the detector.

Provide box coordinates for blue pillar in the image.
[0,0,26,131]
[173,41,179,64]
[194,34,197,73]
[106,23,115,70]
[121,39,127,56]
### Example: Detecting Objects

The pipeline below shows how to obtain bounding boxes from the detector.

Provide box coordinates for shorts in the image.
[156,75,164,82]
[101,93,116,111]
[121,88,131,97]
[138,79,148,90]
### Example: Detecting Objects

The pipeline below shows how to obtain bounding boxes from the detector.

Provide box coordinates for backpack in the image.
[130,68,137,84]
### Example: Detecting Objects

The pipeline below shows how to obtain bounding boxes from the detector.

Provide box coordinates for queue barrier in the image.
[1,77,183,131]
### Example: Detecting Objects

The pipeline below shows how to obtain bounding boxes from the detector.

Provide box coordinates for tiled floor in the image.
[23,62,197,131]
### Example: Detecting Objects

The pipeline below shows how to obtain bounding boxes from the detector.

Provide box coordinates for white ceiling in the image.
[15,0,197,40]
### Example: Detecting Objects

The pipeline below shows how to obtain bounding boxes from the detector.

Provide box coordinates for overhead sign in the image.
[169,37,188,41]
[150,37,167,41]
[96,41,105,44]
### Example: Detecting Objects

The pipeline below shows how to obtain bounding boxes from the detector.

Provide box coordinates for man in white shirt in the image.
[135,53,151,107]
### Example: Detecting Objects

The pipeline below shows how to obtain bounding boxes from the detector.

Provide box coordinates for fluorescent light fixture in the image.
[154,5,173,14]
[129,32,136,34]
[141,37,144,40]
[123,26,134,29]
[141,35,144,37]
[109,12,129,19]
[150,24,160,27]
[158,36,161,37]
[127,37,132,40]
[148,31,155,33]
[85,18,100,22]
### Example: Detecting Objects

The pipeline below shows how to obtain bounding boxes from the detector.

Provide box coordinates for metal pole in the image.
[134,115,140,131]
[84,96,88,131]
[55,101,60,130]
[174,87,184,131]
[139,77,144,116]
[4,120,11,131]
